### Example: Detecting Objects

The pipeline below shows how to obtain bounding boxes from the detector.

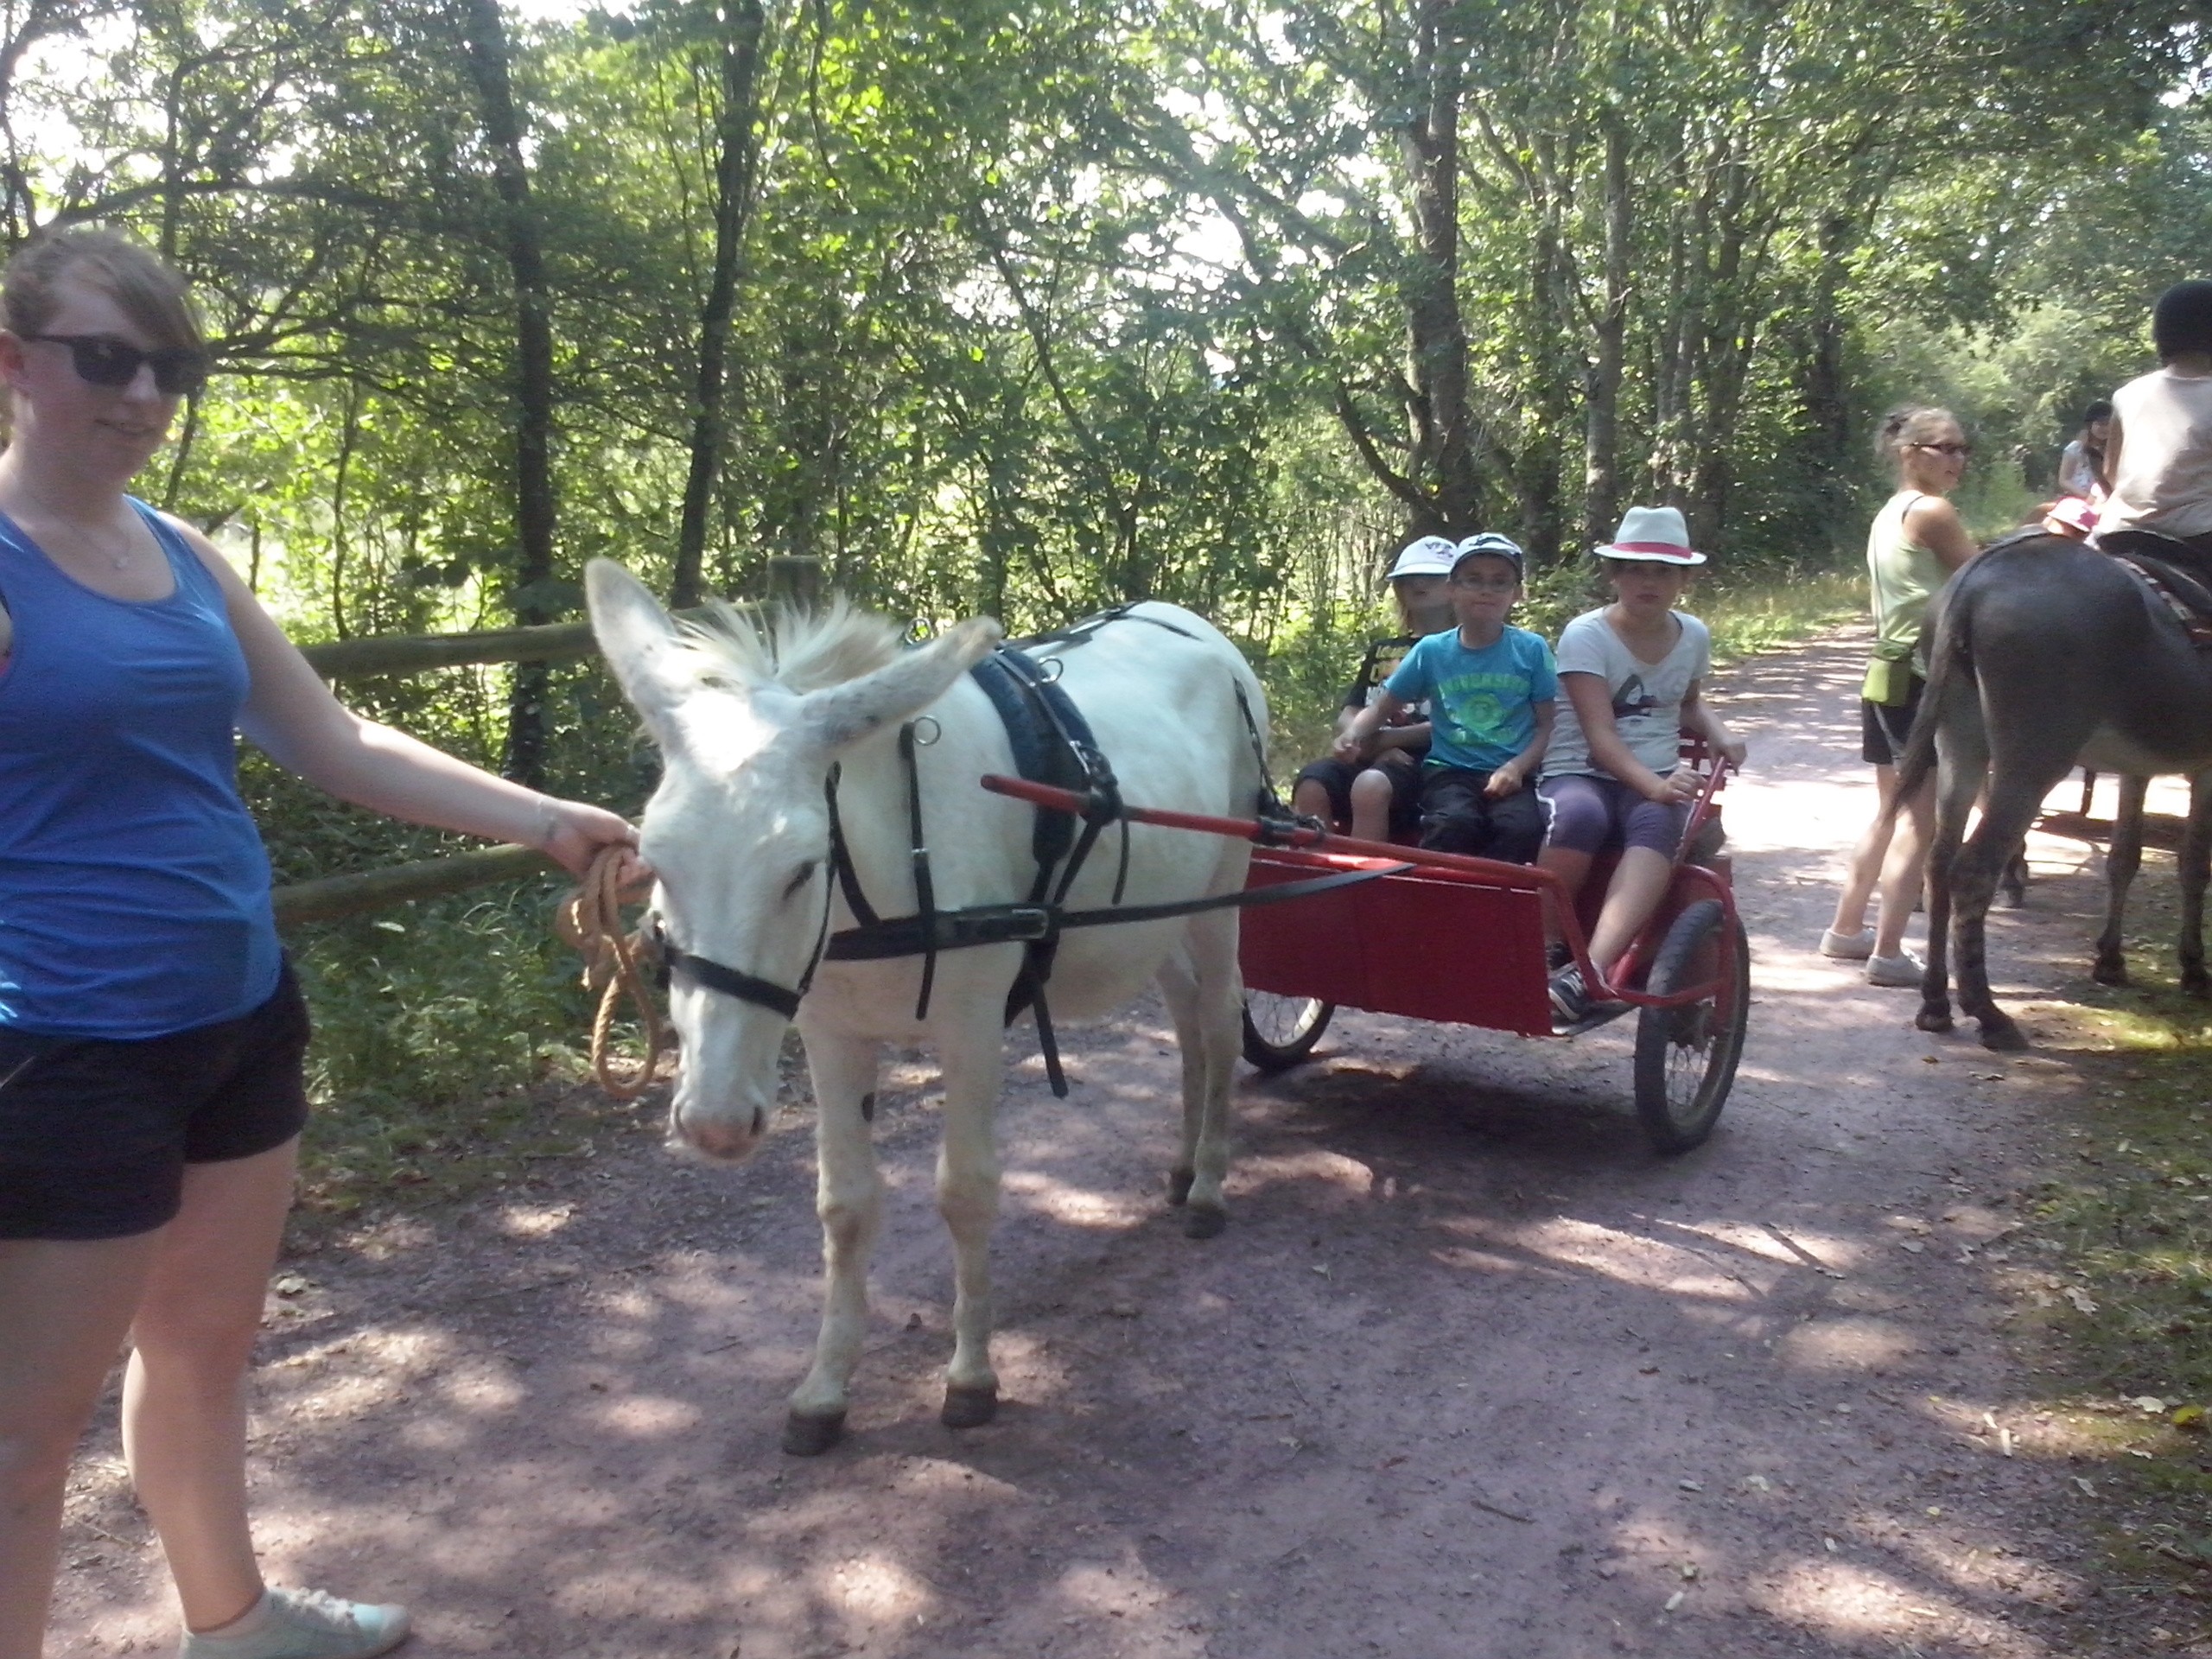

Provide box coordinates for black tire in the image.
[1241,992,1334,1072]
[1632,899,1749,1153]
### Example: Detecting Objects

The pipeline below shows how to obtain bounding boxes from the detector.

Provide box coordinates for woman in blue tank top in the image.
[0,232,643,1659]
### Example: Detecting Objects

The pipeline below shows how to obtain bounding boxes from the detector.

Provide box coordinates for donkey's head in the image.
[586,560,1000,1160]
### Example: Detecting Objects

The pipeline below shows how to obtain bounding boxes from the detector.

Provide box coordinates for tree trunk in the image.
[671,0,766,607]
[1395,0,1479,535]
[1583,109,1630,549]
[459,0,558,786]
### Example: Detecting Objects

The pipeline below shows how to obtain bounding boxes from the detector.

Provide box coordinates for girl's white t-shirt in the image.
[1542,607,1711,779]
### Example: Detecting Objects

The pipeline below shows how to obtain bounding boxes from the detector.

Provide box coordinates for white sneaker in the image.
[1820,927,1875,960]
[1866,950,1924,988]
[178,1588,410,1659]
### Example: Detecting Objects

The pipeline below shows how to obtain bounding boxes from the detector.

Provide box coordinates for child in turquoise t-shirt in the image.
[1335,534,1556,861]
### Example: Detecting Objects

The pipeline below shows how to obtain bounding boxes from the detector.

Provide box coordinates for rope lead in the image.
[555,845,667,1100]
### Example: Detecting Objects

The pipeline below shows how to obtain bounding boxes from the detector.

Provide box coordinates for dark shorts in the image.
[1294,753,1424,836]
[1860,673,1927,767]
[0,960,311,1242]
[1538,773,1689,858]
[1417,767,1546,862]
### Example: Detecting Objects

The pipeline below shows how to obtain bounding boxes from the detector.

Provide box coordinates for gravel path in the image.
[54,626,2161,1658]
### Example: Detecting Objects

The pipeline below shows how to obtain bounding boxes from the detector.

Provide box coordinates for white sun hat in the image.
[1594,505,1707,566]
[1385,535,1459,580]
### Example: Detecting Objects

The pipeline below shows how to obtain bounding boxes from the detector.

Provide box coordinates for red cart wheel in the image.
[1241,992,1334,1072]
[1632,899,1749,1153]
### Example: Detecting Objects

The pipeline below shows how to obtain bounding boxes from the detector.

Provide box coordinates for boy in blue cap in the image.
[1335,533,1555,860]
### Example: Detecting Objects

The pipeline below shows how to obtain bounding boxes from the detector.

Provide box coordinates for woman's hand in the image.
[1648,767,1700,805]
[1716,735,1748,770]
[535,797,649,886]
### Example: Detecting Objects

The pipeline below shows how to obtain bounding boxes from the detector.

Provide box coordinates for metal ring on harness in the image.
[910,715,941,746]
[1038,656,1064,683]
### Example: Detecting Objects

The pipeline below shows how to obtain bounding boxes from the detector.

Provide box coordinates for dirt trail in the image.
[56,627,2162,1657]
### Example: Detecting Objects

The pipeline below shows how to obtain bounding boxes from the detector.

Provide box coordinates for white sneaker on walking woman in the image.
[178,1588,410,1659]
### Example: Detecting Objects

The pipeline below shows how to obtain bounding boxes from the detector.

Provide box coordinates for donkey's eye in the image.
[781,861,818,902]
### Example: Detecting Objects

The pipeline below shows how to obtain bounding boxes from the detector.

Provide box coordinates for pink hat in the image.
[1594,505,1707,566]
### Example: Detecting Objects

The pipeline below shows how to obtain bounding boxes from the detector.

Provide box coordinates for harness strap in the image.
[899,721,940,1020]
[665,950,803,1019]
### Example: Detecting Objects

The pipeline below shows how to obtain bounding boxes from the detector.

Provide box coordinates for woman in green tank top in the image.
[1822,407,1979,985]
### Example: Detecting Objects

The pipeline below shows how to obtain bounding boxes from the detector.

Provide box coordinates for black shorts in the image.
[1293,754,1424,836]
[0,960,311,1242]
[1860,674,1927,767]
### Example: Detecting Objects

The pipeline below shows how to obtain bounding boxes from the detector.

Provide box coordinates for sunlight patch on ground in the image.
[1772,1314,1917,1374]
[817,1552,936,1620]
[582,1392,702,1436]
[1001,1169,1151,1227]
[1515,1217,1766,1304]
[1756,1556,2048,1656]
[1232,1147,1377,1196]
[491,1200,574,1238]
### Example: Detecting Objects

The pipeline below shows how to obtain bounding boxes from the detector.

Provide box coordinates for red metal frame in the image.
[978,750,1738,1039]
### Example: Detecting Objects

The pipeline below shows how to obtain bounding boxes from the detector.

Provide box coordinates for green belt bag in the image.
[1861,639,1916,708]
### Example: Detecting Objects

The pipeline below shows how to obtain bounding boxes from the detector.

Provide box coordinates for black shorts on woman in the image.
[0,957,310,1241]
[1859,672,1926,767]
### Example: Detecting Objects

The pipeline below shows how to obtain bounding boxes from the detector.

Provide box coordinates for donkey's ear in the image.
[798,617,1003,754]
[587,559,696,750]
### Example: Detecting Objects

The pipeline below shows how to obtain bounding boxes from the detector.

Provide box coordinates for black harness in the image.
[660,608,1401,1096]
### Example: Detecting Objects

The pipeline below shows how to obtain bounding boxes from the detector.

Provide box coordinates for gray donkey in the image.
[1896,531,2212,1051]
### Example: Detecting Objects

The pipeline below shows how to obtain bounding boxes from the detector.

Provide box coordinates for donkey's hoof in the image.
[2184,969,2209,999]
[1978,1020,2030,1053]
[941,1384,998,1429]
[1166,1166,1195,1206]
[2093,957,2129,987]
[781,1409,847,1457]
[1915,1006,1954,1034]
[1183,1201,1227,1240]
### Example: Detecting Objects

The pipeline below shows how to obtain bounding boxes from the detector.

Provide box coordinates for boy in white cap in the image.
[1290,534,1458,840]
[1538,506,1745,1025]
[1336,533,1556,861]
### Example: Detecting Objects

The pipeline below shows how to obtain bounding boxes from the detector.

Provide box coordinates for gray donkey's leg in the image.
[1955,764,2075,1051]
[2178,772,2212,996]
[2093,774,2151,986]
[1916,728,1983,1035]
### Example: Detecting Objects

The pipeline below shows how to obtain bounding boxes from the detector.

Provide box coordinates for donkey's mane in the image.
[677,596,907,694]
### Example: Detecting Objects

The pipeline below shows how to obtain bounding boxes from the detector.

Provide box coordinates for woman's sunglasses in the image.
[22,333,209,397]
[1911,441,1972,458]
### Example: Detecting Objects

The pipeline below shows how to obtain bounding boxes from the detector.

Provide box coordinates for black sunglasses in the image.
[1911,440,1972,458]
[22,333,209,397]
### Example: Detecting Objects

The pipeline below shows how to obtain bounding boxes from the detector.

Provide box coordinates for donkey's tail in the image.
[1884,582,1972,825]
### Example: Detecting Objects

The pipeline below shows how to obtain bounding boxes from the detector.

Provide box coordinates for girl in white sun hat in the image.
[1537,506,1745,1027]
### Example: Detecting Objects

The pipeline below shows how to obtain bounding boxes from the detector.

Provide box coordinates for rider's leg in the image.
[1536,776,1601,944]
[1347,766,1396,842]
[1584,794,1691,977]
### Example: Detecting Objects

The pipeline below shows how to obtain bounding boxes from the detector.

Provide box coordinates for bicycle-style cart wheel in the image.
[1241,992,1335,1072]
[1632,899,1749,1152]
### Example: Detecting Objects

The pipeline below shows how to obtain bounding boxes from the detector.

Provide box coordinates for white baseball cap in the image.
[1385,535,1459,580]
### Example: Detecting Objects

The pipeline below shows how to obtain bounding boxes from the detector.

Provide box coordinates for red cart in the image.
[1239,738,1746,1152]
[984,739,1747,1154]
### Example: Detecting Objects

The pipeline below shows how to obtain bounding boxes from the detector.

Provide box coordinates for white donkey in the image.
[586,560,1263,1453]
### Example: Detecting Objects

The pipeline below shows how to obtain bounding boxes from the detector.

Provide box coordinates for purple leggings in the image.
[1538,773,1688,857]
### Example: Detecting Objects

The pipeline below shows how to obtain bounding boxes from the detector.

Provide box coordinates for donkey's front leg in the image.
[784,1032,884,1456]
[935,1012,1007,1428]
[1157,908,1241,1238]
[2094,774,2149,986]
[2178,772,2212,996]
